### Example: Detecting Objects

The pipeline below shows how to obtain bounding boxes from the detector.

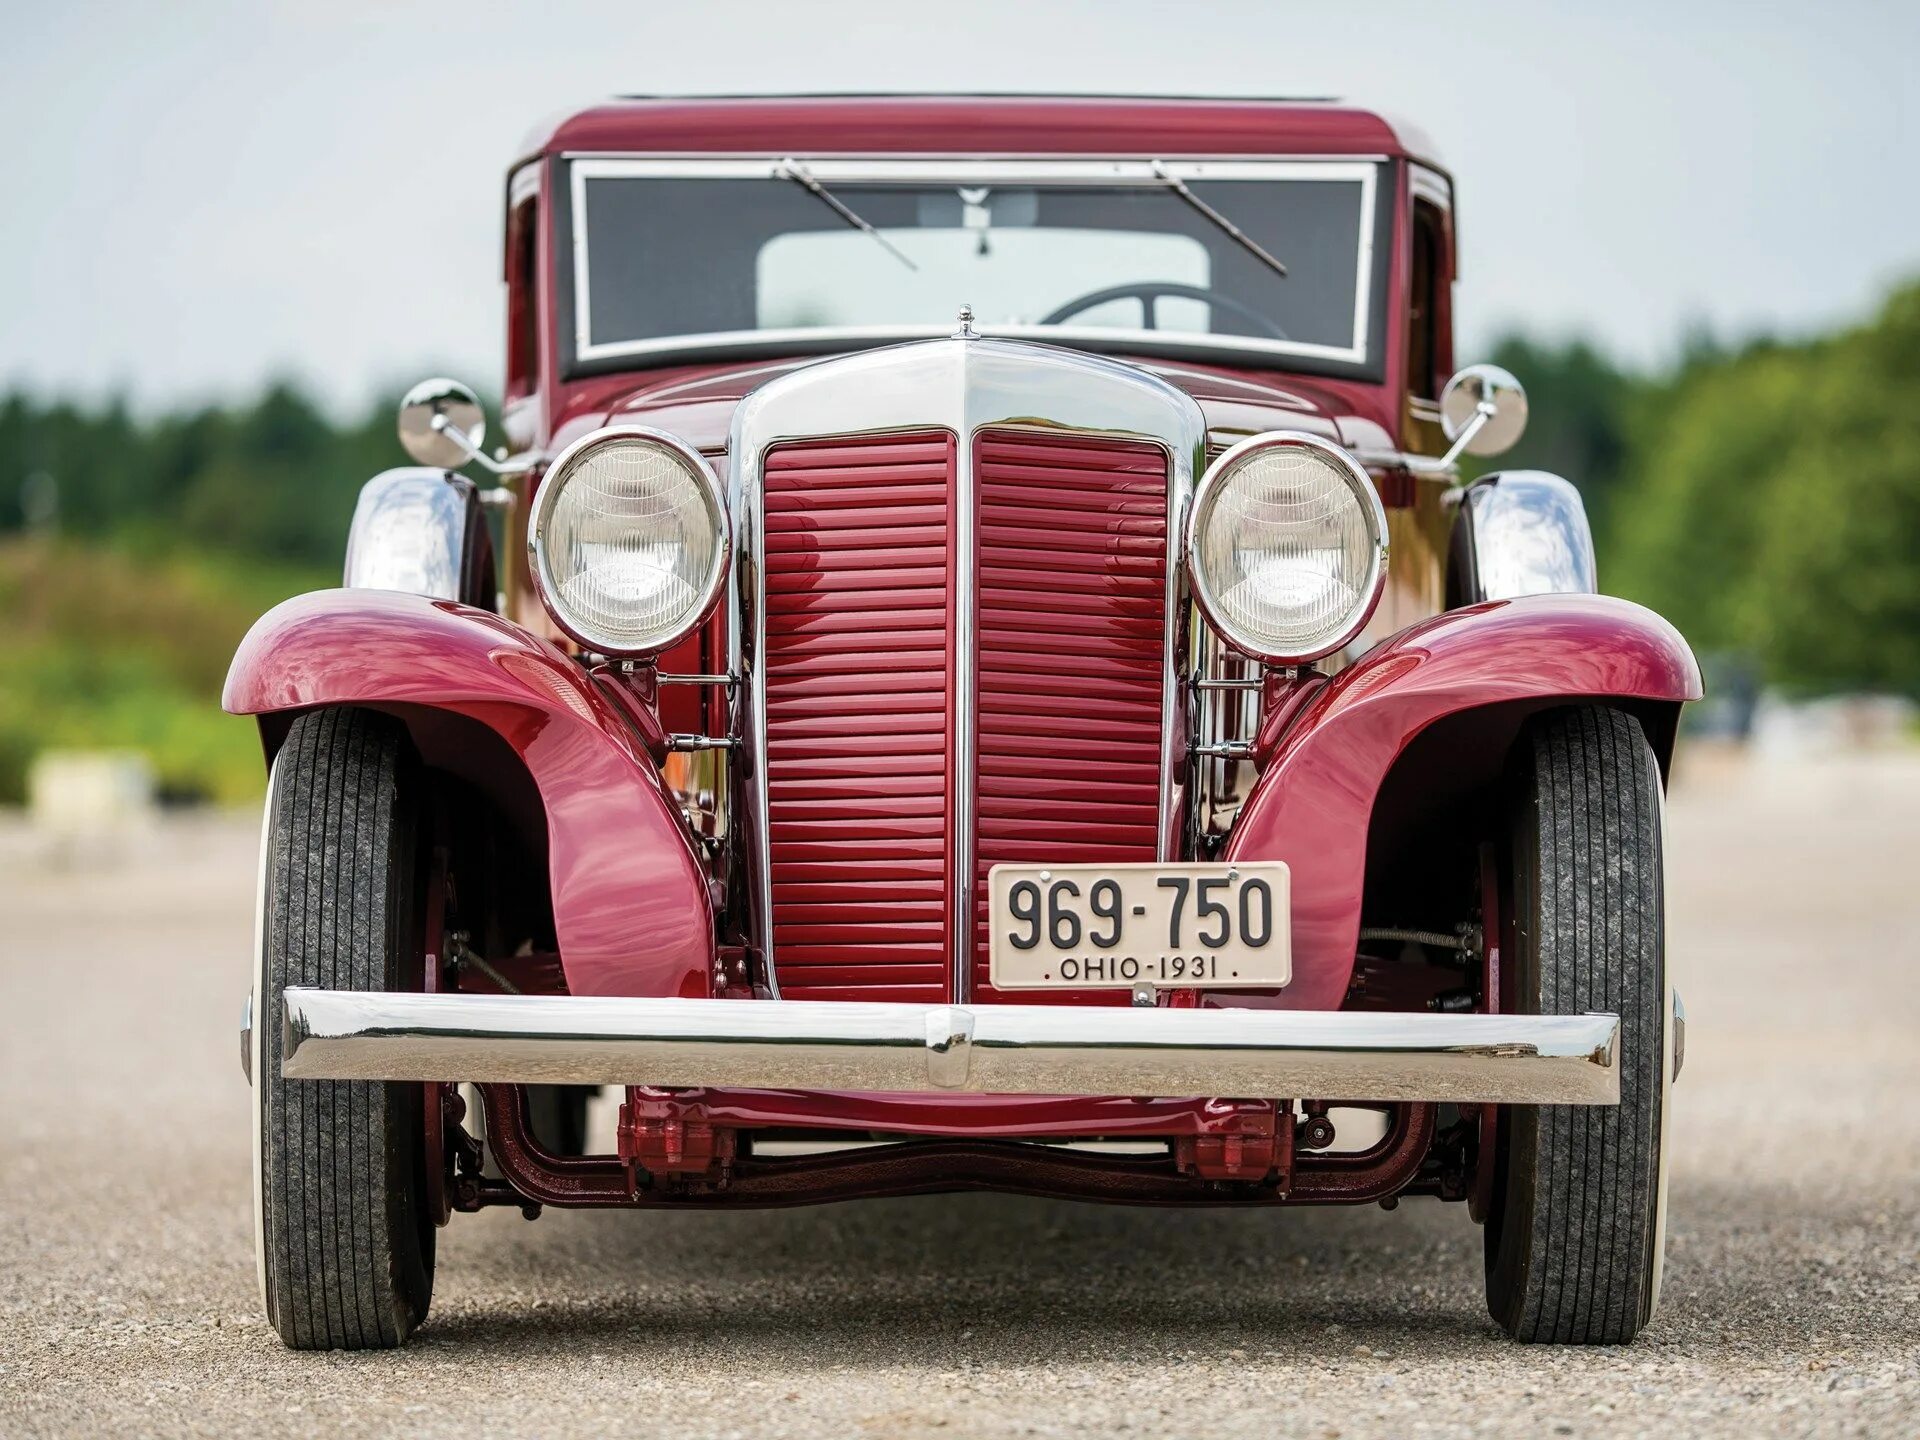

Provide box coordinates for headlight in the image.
[529,426,728,656]
[1186,431,1388,663]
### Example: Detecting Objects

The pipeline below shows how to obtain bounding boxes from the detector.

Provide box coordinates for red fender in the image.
[224,589,713,999]
[1221,594,1701,1011]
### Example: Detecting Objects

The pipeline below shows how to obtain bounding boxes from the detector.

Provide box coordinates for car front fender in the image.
[225,588,714,999]
[1220,594,1701,1011]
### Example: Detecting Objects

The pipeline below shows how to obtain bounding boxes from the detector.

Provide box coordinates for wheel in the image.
[1484,705,1671,1343]
[253,707,435,1349]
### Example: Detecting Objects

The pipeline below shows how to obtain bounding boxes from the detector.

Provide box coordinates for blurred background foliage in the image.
[2,279,1917,804]
[1480,279,1920,701]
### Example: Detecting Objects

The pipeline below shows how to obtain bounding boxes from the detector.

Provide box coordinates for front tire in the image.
[1484,706,1670,1343]
[255,708,435,1349]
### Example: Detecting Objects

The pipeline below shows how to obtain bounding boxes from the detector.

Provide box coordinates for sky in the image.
[2,0,1915,414]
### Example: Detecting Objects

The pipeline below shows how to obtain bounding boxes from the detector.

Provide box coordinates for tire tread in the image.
[1486,705,1665,1344]
[260,708,432,1350]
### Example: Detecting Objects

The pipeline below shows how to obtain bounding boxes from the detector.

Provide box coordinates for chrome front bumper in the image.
[280,988,1620,1105]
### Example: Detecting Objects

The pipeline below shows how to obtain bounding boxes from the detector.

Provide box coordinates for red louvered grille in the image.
[762,434,955,1001]
[760,429,1168,1004]
[971,431,1170,1004]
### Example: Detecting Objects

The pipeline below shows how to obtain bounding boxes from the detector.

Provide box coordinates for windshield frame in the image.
[557,155,1391,382]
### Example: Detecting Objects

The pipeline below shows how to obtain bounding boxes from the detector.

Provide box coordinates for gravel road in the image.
[3,750,1917,1437]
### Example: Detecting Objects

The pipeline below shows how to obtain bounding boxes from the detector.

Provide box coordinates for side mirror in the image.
[398,377,486,470]
[1439,363,1528,463]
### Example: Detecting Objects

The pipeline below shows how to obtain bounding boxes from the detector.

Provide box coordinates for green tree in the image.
[0,380,412,568]
[1745,290,1920,694]
[1608,282,1920,697]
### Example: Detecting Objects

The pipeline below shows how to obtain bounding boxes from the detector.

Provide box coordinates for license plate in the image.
[987,862,1291,992]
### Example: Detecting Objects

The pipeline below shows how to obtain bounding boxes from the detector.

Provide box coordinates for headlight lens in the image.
[1187,432,1387,663]
[530,427,728,656]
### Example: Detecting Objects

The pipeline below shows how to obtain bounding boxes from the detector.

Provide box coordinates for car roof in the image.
[522,94,1440,169]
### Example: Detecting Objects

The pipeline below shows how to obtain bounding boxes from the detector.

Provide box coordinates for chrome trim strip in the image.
[567,157,1379,368]
[728,337,1206,1001]
[569,158,593,358]
[560,153,1393,170]
[575,325,1370,372]
[281,987,1622,1105]
[1161,431,1203,863]
[953,393,976,1001]
[568,156,1382,183]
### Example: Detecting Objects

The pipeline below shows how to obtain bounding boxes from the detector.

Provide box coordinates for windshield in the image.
[566,159,1382,371]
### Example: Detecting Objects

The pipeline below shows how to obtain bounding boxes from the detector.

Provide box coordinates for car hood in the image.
[557,350,1398,459]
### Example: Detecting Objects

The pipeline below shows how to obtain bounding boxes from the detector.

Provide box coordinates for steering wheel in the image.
[1039,281,1288,340]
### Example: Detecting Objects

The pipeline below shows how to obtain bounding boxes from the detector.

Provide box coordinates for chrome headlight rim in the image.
[527,424,730,658]
[1185,429,1390,665]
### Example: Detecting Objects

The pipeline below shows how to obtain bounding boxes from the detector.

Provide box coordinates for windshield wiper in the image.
[775,158,918,272]
[1150,160,1288,279]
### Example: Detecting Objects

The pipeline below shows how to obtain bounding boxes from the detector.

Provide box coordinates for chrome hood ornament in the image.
[952,303,978,340]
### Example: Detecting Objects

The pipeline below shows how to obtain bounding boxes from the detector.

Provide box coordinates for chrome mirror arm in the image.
[1436,399,1496,469]
[427,412,539,480]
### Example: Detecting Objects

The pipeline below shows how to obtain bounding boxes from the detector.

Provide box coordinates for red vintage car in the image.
[229,95,1697,1350]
